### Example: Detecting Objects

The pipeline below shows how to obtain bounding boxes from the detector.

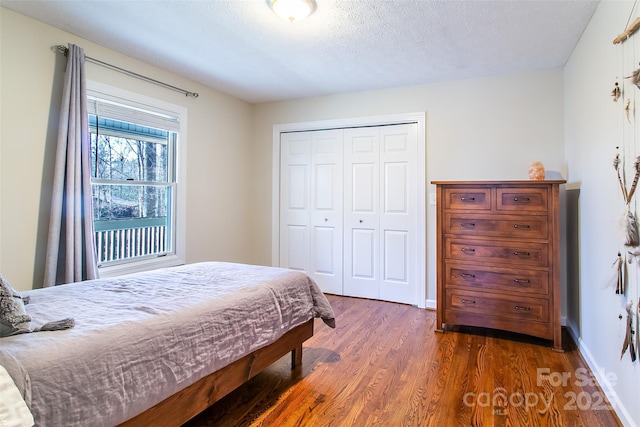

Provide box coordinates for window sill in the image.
[97,254,185,279]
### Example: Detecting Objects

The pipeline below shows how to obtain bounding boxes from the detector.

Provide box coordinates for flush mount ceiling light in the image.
[270,0,315,23]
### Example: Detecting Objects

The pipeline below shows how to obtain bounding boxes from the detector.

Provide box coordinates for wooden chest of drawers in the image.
[432,180,565,351]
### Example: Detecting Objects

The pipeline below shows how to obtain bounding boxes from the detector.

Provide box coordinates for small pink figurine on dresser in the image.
[528,161,545,180]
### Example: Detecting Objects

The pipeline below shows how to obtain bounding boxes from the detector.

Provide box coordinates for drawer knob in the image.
[513,224,531,229]
[460,197,476,202]
[460,222,476,228]
[460,298,476,305]
[460,273,476,279]
[513,278,531,284]
[461,248,476,254]
[513,197,531,202]
[514,305,531,311]
[513,251,531,257]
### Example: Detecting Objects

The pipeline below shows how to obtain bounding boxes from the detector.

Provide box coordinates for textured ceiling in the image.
[1,0,599,103]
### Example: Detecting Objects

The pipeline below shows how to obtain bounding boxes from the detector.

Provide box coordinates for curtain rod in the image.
[51,45,199,98]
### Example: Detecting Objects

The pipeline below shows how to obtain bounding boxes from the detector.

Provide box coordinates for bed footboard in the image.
[118,319,314,427]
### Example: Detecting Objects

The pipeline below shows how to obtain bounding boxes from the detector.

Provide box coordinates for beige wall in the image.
[0,9,255,290]
[252,69,566,307]
[565,1,640,424]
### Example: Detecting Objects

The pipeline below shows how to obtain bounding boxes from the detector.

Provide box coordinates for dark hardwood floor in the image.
[184,295,622,427]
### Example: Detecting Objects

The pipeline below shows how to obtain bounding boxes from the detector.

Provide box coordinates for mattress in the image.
[0,262,335,426]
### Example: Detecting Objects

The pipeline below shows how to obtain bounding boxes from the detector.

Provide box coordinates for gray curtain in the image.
[44,44,98,287]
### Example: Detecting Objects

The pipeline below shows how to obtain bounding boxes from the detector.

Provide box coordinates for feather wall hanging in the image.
[621,302,637,362]
[612,81,621,102]
[610,251,627,295]
[613,149,640,248]
[625,98,634,124]
[613,1,640,366]
[625,64,640,89]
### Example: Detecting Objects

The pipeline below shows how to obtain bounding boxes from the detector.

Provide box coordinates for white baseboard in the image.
[425,299,436,310]
[565,321,637,427]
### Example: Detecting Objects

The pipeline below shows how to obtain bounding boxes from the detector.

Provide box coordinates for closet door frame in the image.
[271,112,427,309]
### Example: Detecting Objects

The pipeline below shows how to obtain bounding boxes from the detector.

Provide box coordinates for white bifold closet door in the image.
[279,123,418,305]
[343,124,418,304]
[279,129,344,294]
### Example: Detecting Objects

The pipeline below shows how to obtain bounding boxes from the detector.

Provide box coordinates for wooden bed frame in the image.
[118,318,314,427]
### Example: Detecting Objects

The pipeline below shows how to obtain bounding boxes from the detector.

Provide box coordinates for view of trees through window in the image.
[90,128,169,221]
[90,114,176,264]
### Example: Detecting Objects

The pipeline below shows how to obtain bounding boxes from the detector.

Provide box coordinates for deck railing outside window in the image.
[94,218,168,264]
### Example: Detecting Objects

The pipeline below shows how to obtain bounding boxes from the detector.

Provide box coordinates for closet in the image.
[279,129,344,295]
[279,123,418,305]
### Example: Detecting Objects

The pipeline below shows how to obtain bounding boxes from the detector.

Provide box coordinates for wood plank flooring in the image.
[184,295,622,427]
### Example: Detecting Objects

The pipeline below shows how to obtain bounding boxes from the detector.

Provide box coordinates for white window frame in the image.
[87,81,187,278]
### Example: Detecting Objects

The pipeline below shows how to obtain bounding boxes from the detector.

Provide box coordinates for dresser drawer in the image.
[445,263,549,295]
[444,213,548,239]
[446,289,549,323]
[444,188,491,210]
[497,187,548,212]
[445,238,548,267]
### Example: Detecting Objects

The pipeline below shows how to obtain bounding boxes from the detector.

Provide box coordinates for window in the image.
[87,82,186,276]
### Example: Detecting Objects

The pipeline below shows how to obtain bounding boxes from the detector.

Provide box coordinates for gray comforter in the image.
[0,262,335,426]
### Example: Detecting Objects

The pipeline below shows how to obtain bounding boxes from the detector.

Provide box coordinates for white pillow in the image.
[0,364,34,427]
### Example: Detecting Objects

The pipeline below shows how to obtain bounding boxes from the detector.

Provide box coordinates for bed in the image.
[0,262,335,427]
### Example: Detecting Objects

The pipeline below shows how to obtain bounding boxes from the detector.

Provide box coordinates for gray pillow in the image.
[0,274,32,337]
[0,274,75,337]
